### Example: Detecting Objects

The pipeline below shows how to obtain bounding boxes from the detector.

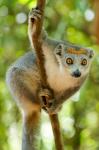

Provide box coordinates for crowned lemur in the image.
[6,8,94,150]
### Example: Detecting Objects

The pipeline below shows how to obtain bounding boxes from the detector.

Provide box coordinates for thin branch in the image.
[32,0,64,150]
[49,114,64,150]
[32,0,47,87]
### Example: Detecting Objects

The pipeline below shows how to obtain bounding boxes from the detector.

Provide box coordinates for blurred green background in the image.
[0,0,99,150]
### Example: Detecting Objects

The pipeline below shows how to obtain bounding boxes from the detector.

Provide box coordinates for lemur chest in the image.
[45,59,79,93]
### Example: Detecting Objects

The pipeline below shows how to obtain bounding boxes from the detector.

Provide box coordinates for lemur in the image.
[6,8,94,150]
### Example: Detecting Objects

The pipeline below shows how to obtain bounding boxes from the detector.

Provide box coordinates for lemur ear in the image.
[55,44,64,56]
[89,50,94,58]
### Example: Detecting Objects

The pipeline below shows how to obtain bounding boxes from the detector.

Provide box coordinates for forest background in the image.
[0,0,99,150]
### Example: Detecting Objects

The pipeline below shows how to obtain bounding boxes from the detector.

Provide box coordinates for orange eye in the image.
[66,58,73,65]
[81,59,87,66]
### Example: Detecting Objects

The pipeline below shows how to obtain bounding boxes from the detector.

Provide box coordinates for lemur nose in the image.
[72,69,81,78]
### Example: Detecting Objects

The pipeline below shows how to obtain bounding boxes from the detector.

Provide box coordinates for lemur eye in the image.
[81,59,87,66]
[66,58,73,65]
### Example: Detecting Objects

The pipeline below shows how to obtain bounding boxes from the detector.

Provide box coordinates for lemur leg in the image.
[6,67,41,150]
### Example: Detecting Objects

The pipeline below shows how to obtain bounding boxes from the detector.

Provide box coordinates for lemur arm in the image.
[28,7,57,113]
[28,8,48,48]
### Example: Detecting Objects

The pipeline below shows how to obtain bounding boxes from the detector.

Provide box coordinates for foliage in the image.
[0,0,99,150]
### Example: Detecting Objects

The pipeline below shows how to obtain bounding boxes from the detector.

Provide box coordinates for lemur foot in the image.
[29,8,42,23]
[39,88,56,114]
[39,88,53,107]
[39,89,62,114]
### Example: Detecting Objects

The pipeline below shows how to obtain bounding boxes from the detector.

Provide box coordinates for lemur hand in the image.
[29,7,42,24]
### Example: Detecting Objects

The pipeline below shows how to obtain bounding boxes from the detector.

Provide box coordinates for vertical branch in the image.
[32,0,47,87]
[49,114,64,150]
[32,0,64,150]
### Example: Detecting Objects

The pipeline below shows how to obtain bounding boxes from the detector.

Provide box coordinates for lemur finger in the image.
[29,14,42,21]
[30,8,41,14]
[32,7,41,13]
[29,16,38,22]
[29,8,42,18]
[47,99,54,108]
[29,14,42,23]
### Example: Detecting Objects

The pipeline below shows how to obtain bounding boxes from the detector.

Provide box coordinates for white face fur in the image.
[55,44,94,78]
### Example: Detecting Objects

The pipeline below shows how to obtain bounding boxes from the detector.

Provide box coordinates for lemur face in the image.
[55,44,94,78]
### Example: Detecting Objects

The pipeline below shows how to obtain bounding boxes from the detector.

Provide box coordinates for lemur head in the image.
[54,43,94,78]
